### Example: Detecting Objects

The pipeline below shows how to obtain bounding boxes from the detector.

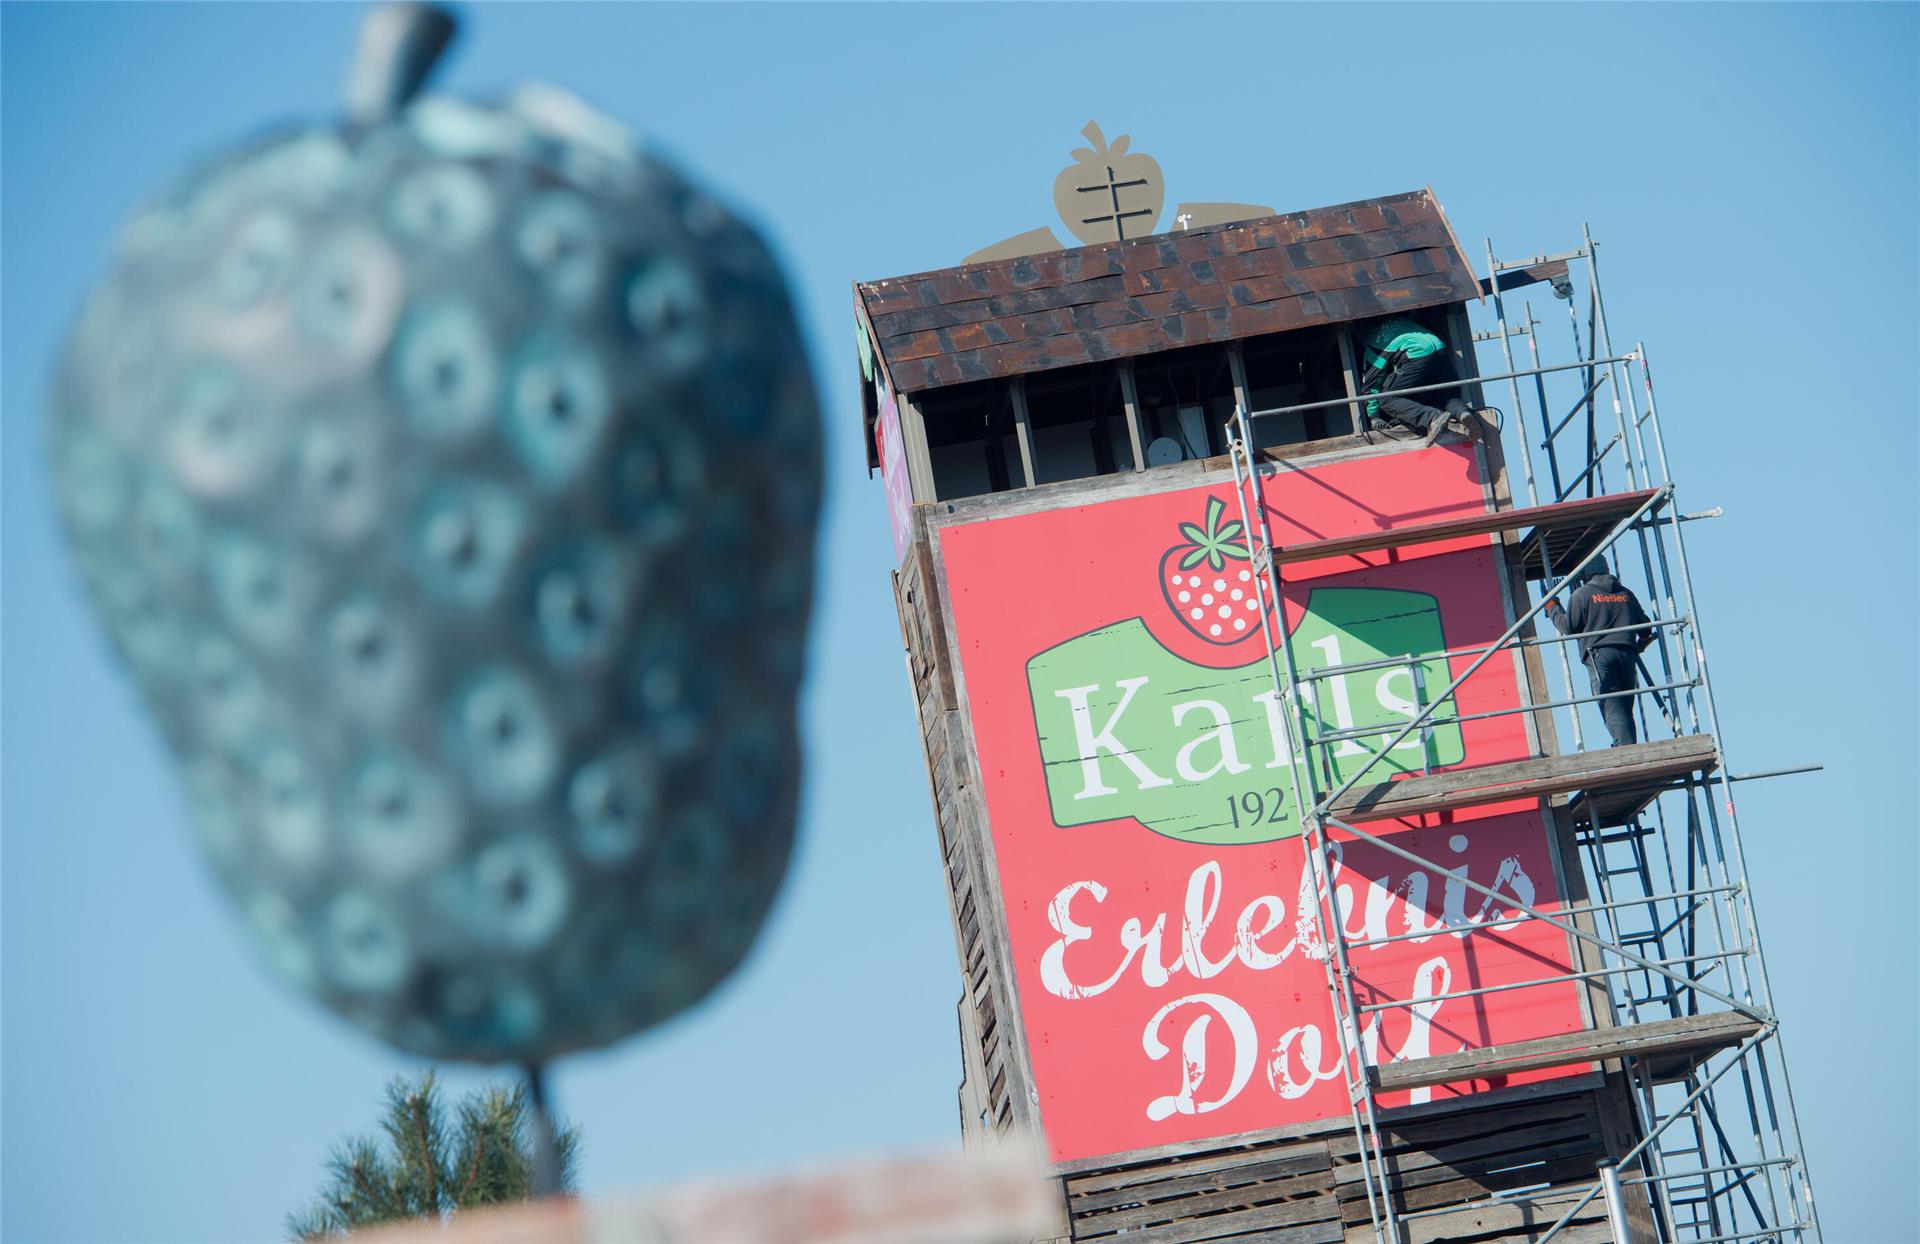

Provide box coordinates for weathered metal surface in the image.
[857,189,1480,394]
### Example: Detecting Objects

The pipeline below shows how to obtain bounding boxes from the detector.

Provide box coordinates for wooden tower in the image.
[855,188,1811,1244]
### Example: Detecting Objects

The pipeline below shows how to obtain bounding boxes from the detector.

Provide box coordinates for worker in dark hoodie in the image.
[1545,556,1655,746]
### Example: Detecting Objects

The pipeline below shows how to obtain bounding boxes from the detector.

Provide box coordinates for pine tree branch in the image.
[415,1097,441,1217]
[293,1073,575,1233]
[454,1128,486,1209]
[349,1161,386,1223]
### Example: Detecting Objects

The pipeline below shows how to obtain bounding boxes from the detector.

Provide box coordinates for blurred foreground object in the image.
[47,2,822,1064]
[289,1072,578,1240]
[359,1146,1058,1244]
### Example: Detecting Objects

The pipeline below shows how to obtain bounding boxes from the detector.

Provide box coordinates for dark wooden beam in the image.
[1478,258,1571,298]
[1264,488,1661,569]
[1370,1011,1766,1094]
[1327,733,1720,823]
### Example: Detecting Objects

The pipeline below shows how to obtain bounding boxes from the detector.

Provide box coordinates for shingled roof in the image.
[855,188,1481,395]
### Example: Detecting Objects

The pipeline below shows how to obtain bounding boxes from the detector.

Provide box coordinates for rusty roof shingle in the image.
[855,188,1480,395]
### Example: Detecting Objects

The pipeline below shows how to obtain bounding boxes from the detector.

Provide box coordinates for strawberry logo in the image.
[1158,496,1270,644]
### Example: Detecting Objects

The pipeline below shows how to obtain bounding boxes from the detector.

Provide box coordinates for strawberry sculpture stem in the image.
[346,3,457,125]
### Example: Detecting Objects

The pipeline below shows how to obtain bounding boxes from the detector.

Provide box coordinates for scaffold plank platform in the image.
[1565,775,1702,832]
[1261,487,1660,571]
[1511,487,1662,581]
[1327,733,1719,824]
[1370,1011,1766,1094]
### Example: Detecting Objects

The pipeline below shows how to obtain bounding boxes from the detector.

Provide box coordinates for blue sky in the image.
[3,3,1913,1241]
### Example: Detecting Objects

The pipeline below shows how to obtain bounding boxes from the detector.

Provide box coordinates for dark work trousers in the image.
[1374,352,1461,432]
[1586,646,1639,746]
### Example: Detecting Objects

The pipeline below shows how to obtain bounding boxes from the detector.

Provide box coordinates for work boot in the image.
[1369,417,1420,442]
[1438,399,1484,442]
[1421,415,1450,447]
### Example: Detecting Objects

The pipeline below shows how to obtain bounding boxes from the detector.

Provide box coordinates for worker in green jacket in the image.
[1358,316,1477,447]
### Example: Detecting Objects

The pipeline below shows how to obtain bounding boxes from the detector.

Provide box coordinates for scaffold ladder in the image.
[1224,425,1401,1244]
[1486,228,1819,1242]
[1211,226,1822,1243]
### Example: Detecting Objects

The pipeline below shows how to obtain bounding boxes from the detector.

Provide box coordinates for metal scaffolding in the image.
[1221,228,1820,1244]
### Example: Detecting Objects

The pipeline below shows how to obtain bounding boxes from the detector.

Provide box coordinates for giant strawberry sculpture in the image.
[46,4,821,1067]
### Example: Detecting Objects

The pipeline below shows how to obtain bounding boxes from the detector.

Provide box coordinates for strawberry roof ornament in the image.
[45,0,821,1164]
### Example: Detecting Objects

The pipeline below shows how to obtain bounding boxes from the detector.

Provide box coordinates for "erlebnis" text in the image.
[1039,839,1538,1118]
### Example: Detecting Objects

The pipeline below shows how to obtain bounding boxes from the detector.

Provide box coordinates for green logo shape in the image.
[1028,588,1464,845]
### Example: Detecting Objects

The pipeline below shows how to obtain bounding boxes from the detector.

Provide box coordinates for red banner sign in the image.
[939,446,1588,1165]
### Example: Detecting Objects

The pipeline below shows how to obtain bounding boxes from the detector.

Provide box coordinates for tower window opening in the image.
[1131,345,1236,466]
[1241,327,1350,448]
[1023,363,1134,484]
[920,379,1021,501]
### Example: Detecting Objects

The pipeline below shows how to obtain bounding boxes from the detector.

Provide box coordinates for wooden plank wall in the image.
[1064,1090,1625,1244]
[893,531,1017,1147]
